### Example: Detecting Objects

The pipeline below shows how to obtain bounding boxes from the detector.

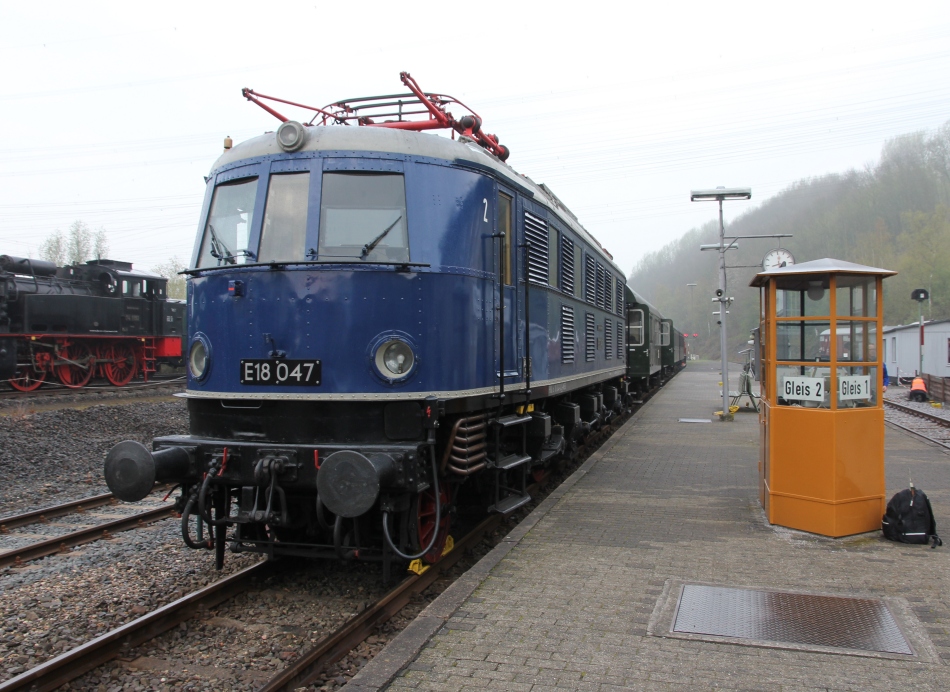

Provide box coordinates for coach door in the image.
[494,188,523,392]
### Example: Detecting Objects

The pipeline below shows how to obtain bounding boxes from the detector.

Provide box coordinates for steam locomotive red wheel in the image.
[412,482,451,564]
[9,363,46,392]
[104,342,137,386]
[55,342,95,388]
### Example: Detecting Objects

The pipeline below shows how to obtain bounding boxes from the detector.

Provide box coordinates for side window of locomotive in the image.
[628,309,644,346]
[123,280,142,297]
[197,178,258,268]
[497,192,513,285]
[548,228,559,288]
[259,172,310,263]
[573,244,583,299]
[318,172,408,262]
[560,236,575,295]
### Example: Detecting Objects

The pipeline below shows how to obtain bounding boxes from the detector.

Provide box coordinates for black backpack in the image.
[882,487,942,548]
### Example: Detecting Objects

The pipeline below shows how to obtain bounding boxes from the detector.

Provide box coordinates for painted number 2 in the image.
[482,198,489,222]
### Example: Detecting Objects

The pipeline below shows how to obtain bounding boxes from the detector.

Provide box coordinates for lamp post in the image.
[691,187,751,421]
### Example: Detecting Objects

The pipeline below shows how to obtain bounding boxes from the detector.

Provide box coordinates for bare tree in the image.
[39,230,66,266]
[152,257,187,299]
[66,220,92,265]
[93,227,109,260]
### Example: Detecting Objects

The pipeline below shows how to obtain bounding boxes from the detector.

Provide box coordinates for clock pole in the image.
[716,198,731,420]
[691,187,752,421]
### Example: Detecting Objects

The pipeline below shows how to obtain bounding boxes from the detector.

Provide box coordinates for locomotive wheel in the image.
[104,342,137,386]
[55,342,95,388]
[9,363,46,392]
[411,482,451,564]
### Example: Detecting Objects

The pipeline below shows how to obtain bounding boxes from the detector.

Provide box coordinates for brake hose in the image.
[381,444,442,561]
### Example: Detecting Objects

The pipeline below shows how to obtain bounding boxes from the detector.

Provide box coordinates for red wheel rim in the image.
[55,342,94,388]
[9,363,46,392]
[415,482,451,564]
[104,342,137,386]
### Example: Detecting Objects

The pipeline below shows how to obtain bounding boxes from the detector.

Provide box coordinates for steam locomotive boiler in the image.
[0,255,185,390]
[103,73,642,576]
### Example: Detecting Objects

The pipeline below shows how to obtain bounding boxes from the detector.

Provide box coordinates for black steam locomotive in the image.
[0,255,185,390]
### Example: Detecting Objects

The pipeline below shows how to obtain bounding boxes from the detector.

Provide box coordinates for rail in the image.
[0,505,175,569]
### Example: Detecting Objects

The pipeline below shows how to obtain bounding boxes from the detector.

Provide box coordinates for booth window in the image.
[775,276,830,317]
[776,321,831,361]
[776,365,832,409]
[836,275,877,317]
[836,366,878,408]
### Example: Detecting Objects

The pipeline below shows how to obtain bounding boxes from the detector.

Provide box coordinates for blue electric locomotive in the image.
[104,73,631,573]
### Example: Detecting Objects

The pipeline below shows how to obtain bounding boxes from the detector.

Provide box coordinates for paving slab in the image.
[347,362,950,691]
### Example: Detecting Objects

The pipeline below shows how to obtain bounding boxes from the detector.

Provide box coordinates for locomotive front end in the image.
[105,74,635,575]
[104,121,489,571]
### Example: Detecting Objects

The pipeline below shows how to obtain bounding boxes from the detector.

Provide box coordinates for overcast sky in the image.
[1,1,949,276]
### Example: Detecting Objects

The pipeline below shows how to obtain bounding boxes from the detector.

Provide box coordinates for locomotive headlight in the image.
[276,120,307,152]
[189,337,210,380]
[375,340,414,378]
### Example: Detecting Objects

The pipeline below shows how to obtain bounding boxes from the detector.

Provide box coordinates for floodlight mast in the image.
[691,187,751,421]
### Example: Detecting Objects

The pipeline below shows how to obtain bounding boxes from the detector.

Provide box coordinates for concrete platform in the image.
[347,363,950,690]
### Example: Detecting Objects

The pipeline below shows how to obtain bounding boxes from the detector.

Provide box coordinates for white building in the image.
[883,319,950,381]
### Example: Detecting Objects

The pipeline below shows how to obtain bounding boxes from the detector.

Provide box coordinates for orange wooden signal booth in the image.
[751,259,895,537]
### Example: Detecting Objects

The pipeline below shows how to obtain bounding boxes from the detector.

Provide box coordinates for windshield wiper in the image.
[207,224,236,265]
[360,215,403,259]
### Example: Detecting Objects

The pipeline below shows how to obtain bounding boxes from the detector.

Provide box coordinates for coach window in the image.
[259,172,310,263]
[318,172,408,262]
[197,178,258,268]
[498,192,513,285]
[660,322,670,346]
[628,309,644,346]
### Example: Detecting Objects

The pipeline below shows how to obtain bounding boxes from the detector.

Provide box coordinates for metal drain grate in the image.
[673,585,912,655]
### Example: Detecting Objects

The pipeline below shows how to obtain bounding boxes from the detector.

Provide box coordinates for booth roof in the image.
[749,258,897,287]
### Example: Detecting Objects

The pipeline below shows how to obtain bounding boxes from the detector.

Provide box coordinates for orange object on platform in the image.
[751,259,895,537]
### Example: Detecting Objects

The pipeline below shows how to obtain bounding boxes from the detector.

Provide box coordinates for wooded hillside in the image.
[629,121,950,359]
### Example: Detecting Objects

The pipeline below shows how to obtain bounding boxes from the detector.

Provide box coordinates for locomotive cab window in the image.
[122,280,143,297]
[197,177,258,268]
[318,172,408,262]
[259,172,310,263]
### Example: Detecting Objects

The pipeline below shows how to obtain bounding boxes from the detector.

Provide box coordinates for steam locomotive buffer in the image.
[102,72,643,579]
[0,255,185,390]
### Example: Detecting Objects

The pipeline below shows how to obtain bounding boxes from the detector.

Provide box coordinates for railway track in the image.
[0,374,185,402]
[884,399,950,450]
[0,380,655,691]
[0,491,176,569]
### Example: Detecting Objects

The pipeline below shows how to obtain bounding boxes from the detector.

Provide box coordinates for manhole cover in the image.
[673,585,912,655]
